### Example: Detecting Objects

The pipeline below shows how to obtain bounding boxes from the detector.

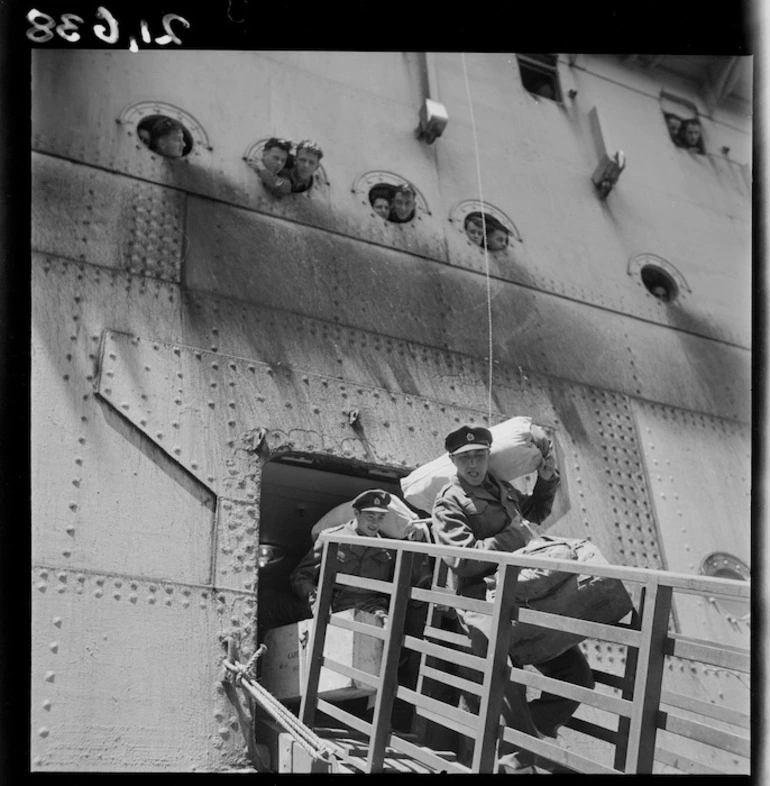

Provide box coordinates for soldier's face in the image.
[466,222,485,246]
[373,198,391,218]
[451,449,490,486]
[684,124,701,147]
[295,149,321,180]
[393,192,415,219]
[156,128,186,158]
[355,510,387,537]
[262,146,288,174]
[487,229,509,251]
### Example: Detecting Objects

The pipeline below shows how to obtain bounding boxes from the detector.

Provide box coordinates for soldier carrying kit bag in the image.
[484,535,635,666]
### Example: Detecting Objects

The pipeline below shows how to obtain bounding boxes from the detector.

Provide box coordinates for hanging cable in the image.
[461,52,494,422]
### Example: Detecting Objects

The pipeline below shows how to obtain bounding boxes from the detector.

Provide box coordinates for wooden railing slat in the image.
[658,711,751,758]
[660,689,750,730]
[320,655,382,690]
[517,608,642,647]
[328,614,387,640]
[655,746,732,775]
[664,636,750,673]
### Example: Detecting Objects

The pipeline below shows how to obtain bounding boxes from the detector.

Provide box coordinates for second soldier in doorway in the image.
[431,424,595,773]
[291,489,394,621]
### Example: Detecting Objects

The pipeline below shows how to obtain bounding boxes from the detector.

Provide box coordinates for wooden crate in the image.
[261,610,383,701]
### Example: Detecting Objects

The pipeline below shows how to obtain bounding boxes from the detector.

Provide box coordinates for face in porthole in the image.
[373,197,391,219]
[154,126,186,158]
[294,149,321,181]
[392,190,415,220]
[465,220,485,246]
[262,145,289,174]
[486,228,509,251]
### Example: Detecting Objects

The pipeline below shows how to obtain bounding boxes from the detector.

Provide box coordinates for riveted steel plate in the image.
[33,153,185,282]
[631,399,750,647]
[31,568,253,771]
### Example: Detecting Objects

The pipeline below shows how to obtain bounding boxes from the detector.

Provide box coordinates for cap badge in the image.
[467,433,475,442]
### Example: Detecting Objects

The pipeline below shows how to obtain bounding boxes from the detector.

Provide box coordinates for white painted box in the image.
[261,610,384,701]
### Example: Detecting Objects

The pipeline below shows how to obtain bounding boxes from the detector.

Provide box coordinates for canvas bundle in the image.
[486,536,634,665]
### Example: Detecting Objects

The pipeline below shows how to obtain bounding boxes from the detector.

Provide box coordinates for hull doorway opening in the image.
[256,454,408,637]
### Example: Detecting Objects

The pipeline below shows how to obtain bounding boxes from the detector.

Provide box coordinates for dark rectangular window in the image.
[516,54,562,102]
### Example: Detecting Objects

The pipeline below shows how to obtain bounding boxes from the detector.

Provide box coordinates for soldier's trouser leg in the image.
[528,645,595,738]
[456,607,540,768]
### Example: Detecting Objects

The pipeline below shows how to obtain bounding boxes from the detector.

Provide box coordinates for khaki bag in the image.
[485,536,634,665]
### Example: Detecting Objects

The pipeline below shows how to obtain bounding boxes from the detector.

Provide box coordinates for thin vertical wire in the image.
[461,53,494,422]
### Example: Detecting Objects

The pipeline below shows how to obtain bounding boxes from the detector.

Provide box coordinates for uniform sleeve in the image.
[431,492,523,577]
[289,537,325,601]
[518,471,561,523]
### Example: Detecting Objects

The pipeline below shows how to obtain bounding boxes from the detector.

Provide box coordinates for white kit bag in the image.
[400,416,553,513]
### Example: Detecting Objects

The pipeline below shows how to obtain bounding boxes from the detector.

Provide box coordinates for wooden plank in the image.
[396,685,477,733]
[614,600,642,771]
[334,574,392,595]
[566,717,619,744]
[328,614,387,640]
[654,746,730,775]
[660,689,750,730]
[386,732,471,774]
[414,704,480,739]
[299,540,337,728]
[410,586,492,614]
[422,624,473,649]
[593,670,628,690]
[320,656,381,690]
[517,608,642,648]
[658,711,751,758]
[367,550,414,773]
[664,635,750,672]
[509,664,633,718]
[320,531,752,596]
[624,580,673,773]
[316,698,373,738]
[421,664,483,697]
[474,563,520,772]
[501,726,621,774]
[402,634,486,672]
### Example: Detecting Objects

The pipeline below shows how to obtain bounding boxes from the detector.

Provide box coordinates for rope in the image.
[222,657,339,764]
[461,52,494,422]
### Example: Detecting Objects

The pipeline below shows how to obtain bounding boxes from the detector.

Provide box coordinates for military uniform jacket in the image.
[290,521,394,613]
[431,471,560,596]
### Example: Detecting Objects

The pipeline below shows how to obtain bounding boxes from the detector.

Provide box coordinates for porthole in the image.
[244,137,329,199]
[118,101,210,160]
[450,200,521,251]
[641,266,677,302]
[700,552,750,620]
[660,92,705,154]
[353,171,430,224]
[628,253,689,304]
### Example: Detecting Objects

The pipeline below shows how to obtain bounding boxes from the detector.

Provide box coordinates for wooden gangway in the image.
[298,532,751,774]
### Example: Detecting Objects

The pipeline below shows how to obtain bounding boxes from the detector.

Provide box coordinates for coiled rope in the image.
[222,644,339,765]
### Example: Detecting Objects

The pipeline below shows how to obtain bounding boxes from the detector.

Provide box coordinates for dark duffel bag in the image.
[485,536,634,666]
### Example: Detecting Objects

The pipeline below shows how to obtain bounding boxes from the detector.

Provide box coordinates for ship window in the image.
[256,454,406,636]
[640,265,678,303]
[464,212,510,252]
[516,54,562,102]
[137,114,193,158]
[700,552,750,620]
[659,93,704,154]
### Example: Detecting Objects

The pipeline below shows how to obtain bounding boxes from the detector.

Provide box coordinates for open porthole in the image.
[450,200,521,252]
[628,253,689,304]
[660,91,705,155]
[244,137,330,199]
[118,101,210,160]
[353,171,430,224]
[255,454,408,636]
[699,552,750,621]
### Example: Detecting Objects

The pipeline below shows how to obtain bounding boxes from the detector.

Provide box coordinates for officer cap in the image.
[445,425,493,456]
[352,489,391,512]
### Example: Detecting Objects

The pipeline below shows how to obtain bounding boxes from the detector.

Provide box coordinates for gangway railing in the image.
[298,531,750,774]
